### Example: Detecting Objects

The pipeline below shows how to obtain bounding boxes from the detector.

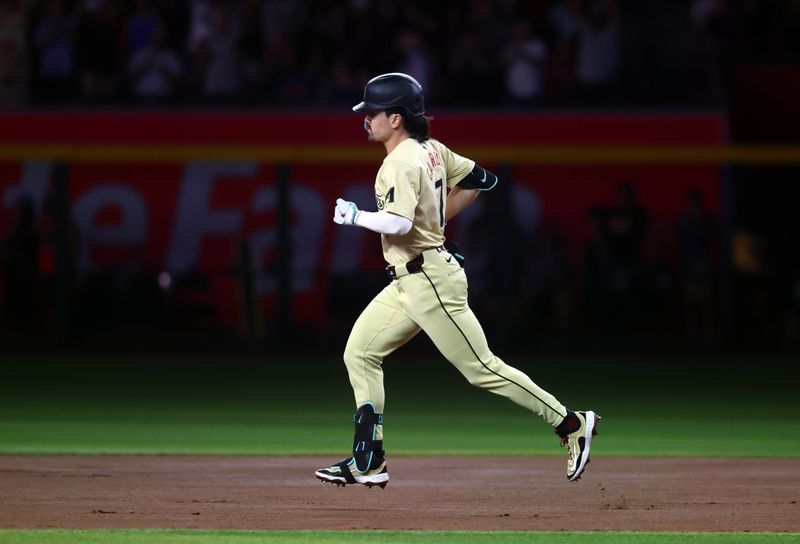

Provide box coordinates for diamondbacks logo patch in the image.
[377,187,395,210]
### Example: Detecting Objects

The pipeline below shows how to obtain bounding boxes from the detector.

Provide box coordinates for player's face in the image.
[363,110,392,143]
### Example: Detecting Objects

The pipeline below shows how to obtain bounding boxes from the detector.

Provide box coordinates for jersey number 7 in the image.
[435,179,444,227]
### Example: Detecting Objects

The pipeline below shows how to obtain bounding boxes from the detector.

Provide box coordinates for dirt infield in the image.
[1,456,798,532]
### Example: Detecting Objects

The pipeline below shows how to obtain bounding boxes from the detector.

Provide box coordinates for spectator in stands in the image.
[593,182,651,268]
[322,58,362,107]
[730,227,770,342]
[262,0,305,50]
[127,21,182,103]
[584,182,651,331]
[396,28,432,99]
[14,0,793,109]
[675,187,717,338]
[126,0,159,58]
[0,0,27,105]
[502,20,549,106]
[264,35,318,106]
[189,1,242,103]
[157,0,190,53]
[32,0,78,104]
[547,0,580,99]
[446,23,502,106]
[237,0,265,103]
[75,0,126,103]
[574,0,620,102]
[259,0,309,104]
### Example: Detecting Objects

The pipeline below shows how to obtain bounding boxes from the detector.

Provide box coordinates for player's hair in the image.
[387,108,431,142]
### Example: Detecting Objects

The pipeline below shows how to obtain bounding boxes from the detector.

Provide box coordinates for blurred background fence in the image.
[1,0,799,354]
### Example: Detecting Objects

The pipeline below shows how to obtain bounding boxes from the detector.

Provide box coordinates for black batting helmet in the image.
[353,72,425,117]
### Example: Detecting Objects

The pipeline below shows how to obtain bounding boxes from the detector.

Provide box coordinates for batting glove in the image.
[333,197,359,225]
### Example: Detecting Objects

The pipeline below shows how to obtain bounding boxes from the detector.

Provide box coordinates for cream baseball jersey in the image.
[375,138,474,265]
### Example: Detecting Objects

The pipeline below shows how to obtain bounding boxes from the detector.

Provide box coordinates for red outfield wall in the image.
[0,112,723,328]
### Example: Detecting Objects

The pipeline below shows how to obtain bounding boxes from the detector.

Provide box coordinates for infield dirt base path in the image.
[1,456,798,532]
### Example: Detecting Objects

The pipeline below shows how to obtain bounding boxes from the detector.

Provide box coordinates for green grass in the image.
[0,531,798,544]
[0,354,798,456]
[1,356,798,542]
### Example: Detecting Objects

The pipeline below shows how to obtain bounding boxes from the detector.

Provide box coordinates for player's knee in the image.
[465,373,484,387]
[343,350,356,372]
[463,357,503,387]
[464,368,491,387]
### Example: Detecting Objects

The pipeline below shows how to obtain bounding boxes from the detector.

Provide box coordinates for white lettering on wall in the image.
[167,162,258,273]
[3,161,52,218]
[73,183,149,271]
[250,182,325,293]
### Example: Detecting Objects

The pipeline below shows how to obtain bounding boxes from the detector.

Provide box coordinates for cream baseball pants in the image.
[343,246,567,429]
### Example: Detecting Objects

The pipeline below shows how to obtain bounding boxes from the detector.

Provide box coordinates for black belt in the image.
[386,245,446,280]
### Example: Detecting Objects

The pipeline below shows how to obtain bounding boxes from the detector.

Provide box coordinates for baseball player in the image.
[315,73,598,488]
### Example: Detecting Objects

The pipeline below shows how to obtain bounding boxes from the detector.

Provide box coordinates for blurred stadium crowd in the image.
[1,0,799,108]
[2,0,799,353]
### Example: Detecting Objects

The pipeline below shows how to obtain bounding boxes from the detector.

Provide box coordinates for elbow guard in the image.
[455,164,498,191]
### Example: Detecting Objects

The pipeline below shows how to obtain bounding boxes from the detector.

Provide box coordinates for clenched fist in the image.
[333,198,359,225]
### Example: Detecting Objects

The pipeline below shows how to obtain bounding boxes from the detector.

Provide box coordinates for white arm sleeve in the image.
[355,210,413,235]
